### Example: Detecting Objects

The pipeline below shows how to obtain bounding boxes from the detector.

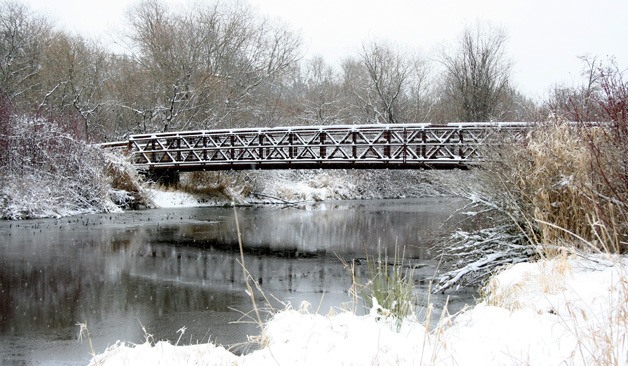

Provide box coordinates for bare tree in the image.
[360,41,412,123]
[0,1,53,111]
[341,57,374,123]
[545,56,608,122]
[404,54,432,122]
[293,57,347,125]
[440,23,512,122]
[341,41,430,124]
[122,0,198,132]
[37,33,111,140]
[116,0,301,133]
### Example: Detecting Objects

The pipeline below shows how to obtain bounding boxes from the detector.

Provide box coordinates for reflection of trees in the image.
[0,203,459,339]
[128,242,351,295]
[0,221,352,336]
[230,206,453,259]
[0,252,102,333]
[0,243,247,335]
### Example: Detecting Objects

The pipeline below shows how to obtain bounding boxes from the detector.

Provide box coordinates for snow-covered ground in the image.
[146,174,363,208]
[89,254,627,366]
[144,188,215,208]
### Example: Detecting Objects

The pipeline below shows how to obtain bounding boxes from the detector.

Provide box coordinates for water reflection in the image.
[0,198,468,365]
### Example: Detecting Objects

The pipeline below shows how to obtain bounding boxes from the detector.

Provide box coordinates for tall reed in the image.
[478,118,626,255]
[356,243,416,327]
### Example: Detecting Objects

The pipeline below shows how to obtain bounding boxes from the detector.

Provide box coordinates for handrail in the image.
[117,122,529,171]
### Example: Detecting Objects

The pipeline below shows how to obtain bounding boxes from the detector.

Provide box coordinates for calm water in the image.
[0,198,471,365]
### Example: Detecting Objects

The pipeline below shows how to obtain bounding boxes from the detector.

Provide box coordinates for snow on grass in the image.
[250,170,358,203]
[88,254,627,366]
[241,308,432,365]
[145,188,232,208]
[110,169,457,212]
[145,188,205,208]
[88,341,238,365]
[440,254,628,365]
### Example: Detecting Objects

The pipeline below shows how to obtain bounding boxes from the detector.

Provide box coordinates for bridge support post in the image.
[352,131,357,159]
[202,136,208,161]
[458,129,465,159]
[288,132,295,159]
[402,127,407,163]
[258,134,265,159]
[384,129,391,158]
[229,135,234,161]
[176,137,182,162]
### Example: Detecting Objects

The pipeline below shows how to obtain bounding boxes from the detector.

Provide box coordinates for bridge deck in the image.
[121,122,528,171]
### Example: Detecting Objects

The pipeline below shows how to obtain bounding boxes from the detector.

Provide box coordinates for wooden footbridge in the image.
[104,122,528,173]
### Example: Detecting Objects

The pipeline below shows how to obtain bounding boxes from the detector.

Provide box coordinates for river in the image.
[0,198,473,365]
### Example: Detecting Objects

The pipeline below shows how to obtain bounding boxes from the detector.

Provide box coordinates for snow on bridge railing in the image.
[112,122,531,171]
[123,122,530,141]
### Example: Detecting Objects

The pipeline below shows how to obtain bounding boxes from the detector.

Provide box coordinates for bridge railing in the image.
[126,122,529,170]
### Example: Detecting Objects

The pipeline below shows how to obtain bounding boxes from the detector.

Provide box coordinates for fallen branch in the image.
[435,226,536,293]
[252,193,305,205]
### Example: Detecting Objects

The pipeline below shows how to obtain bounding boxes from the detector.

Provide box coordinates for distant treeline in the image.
[0,0,621,143]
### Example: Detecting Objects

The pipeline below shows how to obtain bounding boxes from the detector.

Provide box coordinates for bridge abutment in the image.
[145,169,180,186]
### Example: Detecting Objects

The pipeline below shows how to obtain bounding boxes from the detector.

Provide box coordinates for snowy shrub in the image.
[438,64,627,291]
[0,112,115,219]
[438,118,626,291]
[540,59,627,253]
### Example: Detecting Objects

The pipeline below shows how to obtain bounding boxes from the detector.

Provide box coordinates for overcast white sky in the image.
[21,0,628,100]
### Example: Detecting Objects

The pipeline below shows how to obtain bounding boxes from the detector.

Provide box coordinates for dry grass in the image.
[358,243,416,326]
[177,171,254,203]
[480,118,627,256]
[475,116,628,363]
[104,152,151,209]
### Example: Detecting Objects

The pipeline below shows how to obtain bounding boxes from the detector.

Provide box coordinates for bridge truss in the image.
[125,122,529,171]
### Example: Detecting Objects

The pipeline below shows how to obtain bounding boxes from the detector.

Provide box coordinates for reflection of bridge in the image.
[106,122,529,172]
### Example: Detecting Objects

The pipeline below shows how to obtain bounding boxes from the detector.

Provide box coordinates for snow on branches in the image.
[435,225,536,293]
[0,113,116,219]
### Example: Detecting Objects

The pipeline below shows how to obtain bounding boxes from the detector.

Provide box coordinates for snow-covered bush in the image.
[438,64,627,291]
[540,59,627,252]
[0,112,115,218]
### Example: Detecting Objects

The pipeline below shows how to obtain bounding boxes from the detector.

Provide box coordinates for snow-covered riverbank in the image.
[146,169,459,208]
[89,254,627,366]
